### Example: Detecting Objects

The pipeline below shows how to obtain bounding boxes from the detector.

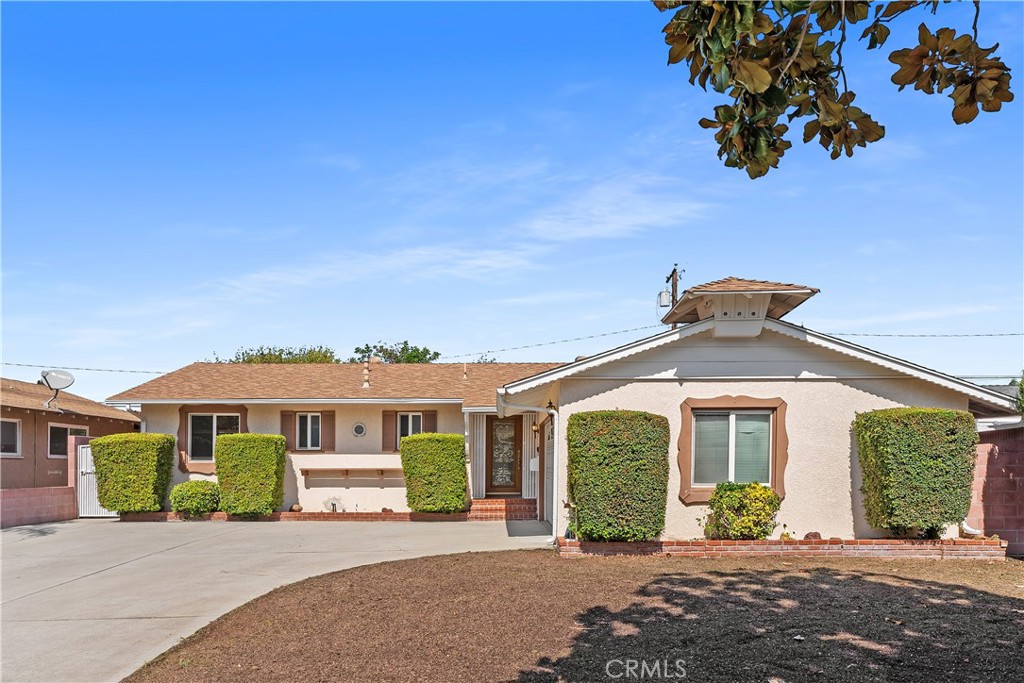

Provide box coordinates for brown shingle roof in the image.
[107,362,565,408]
[686,276,818,294]
[2,377,140,422]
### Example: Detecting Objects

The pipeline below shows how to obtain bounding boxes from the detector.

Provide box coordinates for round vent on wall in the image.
[352,423,367,437]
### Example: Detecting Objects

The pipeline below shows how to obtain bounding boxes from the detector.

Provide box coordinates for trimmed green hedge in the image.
[567,410,670,542]
[215,434,286,516]
[853,408,978,537]
[91,433,175,513]
[400,433,467,513]
[706,482,780,540]
[169,480,220,517]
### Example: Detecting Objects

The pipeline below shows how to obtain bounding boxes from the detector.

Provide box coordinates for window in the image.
[297,413,321,450]
[1,419,21,457]
[188,414,240,462]
[48,423,88,458]
[693,411,771,486]
[398,412,423,444]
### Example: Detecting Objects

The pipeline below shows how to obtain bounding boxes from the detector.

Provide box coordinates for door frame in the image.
[485,415,522,495]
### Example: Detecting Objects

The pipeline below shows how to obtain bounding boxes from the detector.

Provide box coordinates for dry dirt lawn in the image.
[127,550,1024,683]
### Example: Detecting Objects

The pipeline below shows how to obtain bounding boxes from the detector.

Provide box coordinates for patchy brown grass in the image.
[127,551,1024,683]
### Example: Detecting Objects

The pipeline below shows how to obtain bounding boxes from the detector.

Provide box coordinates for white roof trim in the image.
[501,317,1016,414]
[764,319,1017,411]
[501,319,715,394]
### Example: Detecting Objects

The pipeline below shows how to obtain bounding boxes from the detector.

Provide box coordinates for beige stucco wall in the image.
[140,402,465,512]
[551,373,969,541]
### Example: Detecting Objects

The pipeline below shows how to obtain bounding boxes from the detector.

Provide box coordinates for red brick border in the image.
[121,497,539,523]
[556,537,1007,560]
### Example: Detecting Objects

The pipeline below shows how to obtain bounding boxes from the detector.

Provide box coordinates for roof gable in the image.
[662,276,819,325]
[1,377,140,422]
[501,320,1017,415]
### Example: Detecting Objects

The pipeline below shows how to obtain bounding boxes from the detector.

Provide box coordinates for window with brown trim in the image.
[678,396,788,505]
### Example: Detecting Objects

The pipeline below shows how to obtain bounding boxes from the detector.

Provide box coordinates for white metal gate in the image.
[543,422,554,523]
[77,444,117,517]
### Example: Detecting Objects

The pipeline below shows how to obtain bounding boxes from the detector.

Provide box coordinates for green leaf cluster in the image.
[853,408,978,537]
[214,434,286,516]
[705,482,781,540]
[90,433,175,513]
[169,480,221,517]
[349,340,441,364]
[566,410,670,542]
[217,345,342,364]
[400,433,468,513]
[656,1,1012,177]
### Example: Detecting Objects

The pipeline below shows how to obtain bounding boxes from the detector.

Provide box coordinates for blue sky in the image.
[2,1,1022,401]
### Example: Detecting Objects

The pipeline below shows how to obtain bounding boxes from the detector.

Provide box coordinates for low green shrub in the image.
[853,408,978,537]
[400,433,467,513]
[215,434,286,516]
[705,482,781,540]
[567,410,670,542]
[90,433,175,513]
[169,480,220,517]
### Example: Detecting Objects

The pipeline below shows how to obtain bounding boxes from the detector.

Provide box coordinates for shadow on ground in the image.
[3,523,61,538]
[517,566,1024,683]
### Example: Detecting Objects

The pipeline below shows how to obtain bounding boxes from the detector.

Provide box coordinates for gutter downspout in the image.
[497,388,559,545]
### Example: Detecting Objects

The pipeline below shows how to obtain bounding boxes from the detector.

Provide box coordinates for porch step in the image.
[468,497,537,521]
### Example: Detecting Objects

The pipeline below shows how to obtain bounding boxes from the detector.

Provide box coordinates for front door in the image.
[486,416,522,495]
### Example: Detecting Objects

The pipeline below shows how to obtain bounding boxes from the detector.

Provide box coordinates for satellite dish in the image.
[41,370,75,391]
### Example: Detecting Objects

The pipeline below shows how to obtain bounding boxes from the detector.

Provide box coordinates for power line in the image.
[2,362,165,374]
[438,324,664,360]
[828,332,1022,338]
[4,326,1021,374]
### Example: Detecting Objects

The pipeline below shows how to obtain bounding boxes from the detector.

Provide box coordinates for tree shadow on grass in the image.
[517,566,1024,683]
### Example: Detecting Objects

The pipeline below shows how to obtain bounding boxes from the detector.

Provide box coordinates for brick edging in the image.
[119,510,479,522]
[556,537,1008,560]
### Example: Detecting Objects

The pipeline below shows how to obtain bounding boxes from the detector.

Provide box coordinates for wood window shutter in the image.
[423,410,437,433]
[321,411,335,452]
[281,411,296,451]
[382,410,397,452]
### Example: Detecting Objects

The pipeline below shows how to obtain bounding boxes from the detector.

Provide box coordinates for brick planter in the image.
[556,537,1008,560]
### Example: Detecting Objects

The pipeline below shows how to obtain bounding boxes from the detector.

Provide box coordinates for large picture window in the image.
[678,396,789,505]
[693,411,771,486]
[297,413,321,450]
[1,419,21,457]
[48,423,88,458]
[188,414,240,462]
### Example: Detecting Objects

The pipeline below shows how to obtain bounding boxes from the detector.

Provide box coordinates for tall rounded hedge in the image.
[400,433,468,513]
[215,433,286,516]
[91,433,175,513]
[853,408,978,536]
[567,410,670,542]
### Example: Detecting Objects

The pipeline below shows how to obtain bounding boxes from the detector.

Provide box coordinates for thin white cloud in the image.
[314,154,361,171]
[804,304,1001,330]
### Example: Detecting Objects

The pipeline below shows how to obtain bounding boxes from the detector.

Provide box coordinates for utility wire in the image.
[4,326,1021,375]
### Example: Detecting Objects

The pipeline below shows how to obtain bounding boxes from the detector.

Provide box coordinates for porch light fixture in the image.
[531,423,540,433]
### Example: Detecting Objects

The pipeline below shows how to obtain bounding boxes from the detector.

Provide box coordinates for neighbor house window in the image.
[1,419,21,457]
[188,414,240,462]
[693,411,771,486]
[398,412,423,444]
[48,423,88,459]
[297,413,321,450]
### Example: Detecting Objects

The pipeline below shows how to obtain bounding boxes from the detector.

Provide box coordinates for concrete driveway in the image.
[1,519,551,682]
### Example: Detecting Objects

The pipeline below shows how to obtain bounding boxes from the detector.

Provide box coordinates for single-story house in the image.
[106,362,562,519]
[2,377,141,489]
[106,277,1018,542]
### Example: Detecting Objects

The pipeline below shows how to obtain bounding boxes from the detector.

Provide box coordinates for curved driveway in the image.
[1,519,551,682]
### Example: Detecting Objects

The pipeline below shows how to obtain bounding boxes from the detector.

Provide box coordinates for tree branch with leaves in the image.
[656,0,1013,178]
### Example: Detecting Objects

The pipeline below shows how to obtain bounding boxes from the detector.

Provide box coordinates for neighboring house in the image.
[106,362,562,516]
[497,278,1019,541]
[104,277,1019,541]
[1,377,140,489]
